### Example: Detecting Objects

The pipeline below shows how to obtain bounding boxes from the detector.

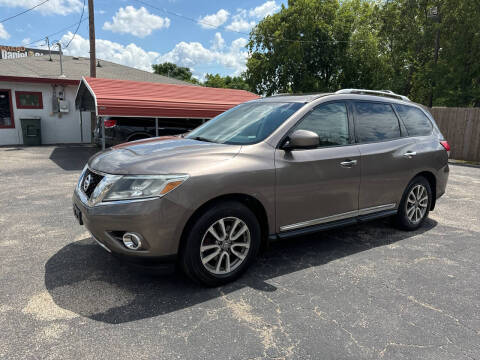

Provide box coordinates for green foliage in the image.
[245,0,480,107]
[152,62,200,84]
[203,73,251,91]
[152,63,251,90]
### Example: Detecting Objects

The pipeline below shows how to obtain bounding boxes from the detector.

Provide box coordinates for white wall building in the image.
[0,54,192,146]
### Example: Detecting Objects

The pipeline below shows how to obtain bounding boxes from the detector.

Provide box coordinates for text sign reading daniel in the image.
[0,45,59,60]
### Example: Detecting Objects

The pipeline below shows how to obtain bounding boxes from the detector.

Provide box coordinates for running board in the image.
[272,209,397,240]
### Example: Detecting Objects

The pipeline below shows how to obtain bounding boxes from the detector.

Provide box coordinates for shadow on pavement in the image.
[45,218,437,324]
[49,145,99,171]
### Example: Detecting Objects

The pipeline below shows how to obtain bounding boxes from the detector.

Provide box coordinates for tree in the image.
[246,0,480,106]
[203,73,251,91]
[152,62,199,84]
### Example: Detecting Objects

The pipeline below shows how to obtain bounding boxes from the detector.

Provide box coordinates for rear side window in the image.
[354,102,401,143]
[394,104,433,136]
[293,102,349,147]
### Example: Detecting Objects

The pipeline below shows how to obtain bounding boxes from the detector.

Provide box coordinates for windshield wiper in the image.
[190,136,216,143]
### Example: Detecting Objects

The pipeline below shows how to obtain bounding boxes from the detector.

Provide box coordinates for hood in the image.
[88,137,242,175]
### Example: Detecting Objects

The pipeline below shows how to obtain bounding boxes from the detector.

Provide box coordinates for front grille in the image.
[81,169,104,198]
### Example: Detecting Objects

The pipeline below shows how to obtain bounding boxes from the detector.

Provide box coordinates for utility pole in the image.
[88,0,97,145]
[88,0,96,78]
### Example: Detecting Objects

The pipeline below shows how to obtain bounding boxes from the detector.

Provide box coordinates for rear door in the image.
[275,101,361,232]
[353,101,417,212]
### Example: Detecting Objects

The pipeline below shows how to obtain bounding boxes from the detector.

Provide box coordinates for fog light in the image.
[122,232,142,250]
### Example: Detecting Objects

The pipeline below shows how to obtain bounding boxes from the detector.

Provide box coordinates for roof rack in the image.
[335,89,410,102]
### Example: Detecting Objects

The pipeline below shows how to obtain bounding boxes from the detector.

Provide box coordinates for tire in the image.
[395,176,432,231]
[180,201,261,286]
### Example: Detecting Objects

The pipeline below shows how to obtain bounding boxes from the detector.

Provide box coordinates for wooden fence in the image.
[430,107,480,162]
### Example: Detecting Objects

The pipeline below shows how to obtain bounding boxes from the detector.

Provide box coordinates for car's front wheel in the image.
[396,176,432,231]
[180,201,261,286]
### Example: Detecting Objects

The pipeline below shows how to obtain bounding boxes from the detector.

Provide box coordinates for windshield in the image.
[186,102,303,145]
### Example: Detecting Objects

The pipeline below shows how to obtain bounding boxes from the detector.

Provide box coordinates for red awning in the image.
[75,77,259,118]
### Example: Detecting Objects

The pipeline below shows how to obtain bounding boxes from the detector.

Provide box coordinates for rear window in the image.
[394,104,433,136]
[354,102,401,143]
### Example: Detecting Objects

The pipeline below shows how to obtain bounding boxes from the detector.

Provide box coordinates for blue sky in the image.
[0,0,286,79]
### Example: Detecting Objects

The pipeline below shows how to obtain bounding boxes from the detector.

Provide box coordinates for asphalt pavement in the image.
[0,145,479,359]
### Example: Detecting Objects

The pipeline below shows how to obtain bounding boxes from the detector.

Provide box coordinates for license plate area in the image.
[73,204,83,225]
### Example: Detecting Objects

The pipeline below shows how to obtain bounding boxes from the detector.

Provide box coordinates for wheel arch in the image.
[412,171,437,210]
[178,193,270,255]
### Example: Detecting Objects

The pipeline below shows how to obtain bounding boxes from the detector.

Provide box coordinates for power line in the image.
[0,0,51,24]
[132,0,360,44]
[21,17,88,47]
[63,0,86,48]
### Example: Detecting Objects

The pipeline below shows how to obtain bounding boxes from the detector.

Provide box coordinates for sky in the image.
[0,0,286,80]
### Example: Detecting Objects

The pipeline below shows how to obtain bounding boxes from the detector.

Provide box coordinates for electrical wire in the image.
[132,0,361,44]
[0,0,51,24]
[63,0,86,48]
[20,17,88,47]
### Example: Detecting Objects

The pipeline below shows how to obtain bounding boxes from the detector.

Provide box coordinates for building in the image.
[0,53,193,146]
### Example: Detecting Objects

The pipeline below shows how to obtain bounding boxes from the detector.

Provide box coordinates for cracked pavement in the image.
[0,145,479,359]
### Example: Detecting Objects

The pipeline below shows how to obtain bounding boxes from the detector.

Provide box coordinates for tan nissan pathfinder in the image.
[73,89,450,286]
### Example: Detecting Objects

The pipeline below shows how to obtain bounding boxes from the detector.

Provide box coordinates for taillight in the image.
[104,119,117,128]
[440,140,450,156]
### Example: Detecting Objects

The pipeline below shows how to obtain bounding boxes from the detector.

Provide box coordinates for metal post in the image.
[79,110,84,143]
[57,42,64,77]
[100,116,105,150]
[155,117,159,137]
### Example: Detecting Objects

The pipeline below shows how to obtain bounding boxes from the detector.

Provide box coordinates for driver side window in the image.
[293,102,350,147]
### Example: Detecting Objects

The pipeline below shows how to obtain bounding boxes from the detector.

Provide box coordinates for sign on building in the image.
[0,45,60,60]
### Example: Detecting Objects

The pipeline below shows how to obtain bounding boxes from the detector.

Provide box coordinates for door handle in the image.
[403,151,417,158]
[340,159,358,168]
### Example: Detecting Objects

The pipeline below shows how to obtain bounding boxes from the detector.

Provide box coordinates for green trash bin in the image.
[21,117,42,146]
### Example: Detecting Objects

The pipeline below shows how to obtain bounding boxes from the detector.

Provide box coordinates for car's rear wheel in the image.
[395,176,432,231]
[180,201,261,286]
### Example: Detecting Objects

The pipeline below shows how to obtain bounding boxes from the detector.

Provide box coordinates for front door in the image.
[275,102,361,232]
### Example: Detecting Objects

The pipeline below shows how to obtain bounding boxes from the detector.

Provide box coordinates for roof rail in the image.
[335,89,410,102]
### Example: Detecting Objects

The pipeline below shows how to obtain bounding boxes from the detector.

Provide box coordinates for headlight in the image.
[103,175,188,202]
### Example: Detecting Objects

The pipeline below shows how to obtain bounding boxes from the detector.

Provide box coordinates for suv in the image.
[73,89,450,286]
[93,117,204,147]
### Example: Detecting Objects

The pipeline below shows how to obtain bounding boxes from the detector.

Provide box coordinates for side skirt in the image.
[270,209,397,241]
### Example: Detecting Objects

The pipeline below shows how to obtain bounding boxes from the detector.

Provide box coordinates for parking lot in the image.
[0,145,479,359]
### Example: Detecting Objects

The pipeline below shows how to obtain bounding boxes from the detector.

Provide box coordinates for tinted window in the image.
[293,102,349,147]
[355,102,401,142]
[394,104,433,136]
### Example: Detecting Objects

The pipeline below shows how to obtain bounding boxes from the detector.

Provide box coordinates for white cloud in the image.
[198,9,229,29]
[249,1,280,18]
[0,24,10,40]
[160,35,249,76]
[60,32,159,72]
[226,17,256,32]
[0,0,83,15]
[21,37,31,45]
[211,32,225,51]
[103,6,170,38]
[59,32,249,78]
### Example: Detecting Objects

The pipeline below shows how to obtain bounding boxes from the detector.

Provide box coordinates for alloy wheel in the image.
[200,217,251,275]
[406,184,428,223]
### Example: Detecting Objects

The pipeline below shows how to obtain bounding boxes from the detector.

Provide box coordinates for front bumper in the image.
[72,188,190,261]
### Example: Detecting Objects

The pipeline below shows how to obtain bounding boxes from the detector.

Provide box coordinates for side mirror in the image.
[282,130,319,150]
